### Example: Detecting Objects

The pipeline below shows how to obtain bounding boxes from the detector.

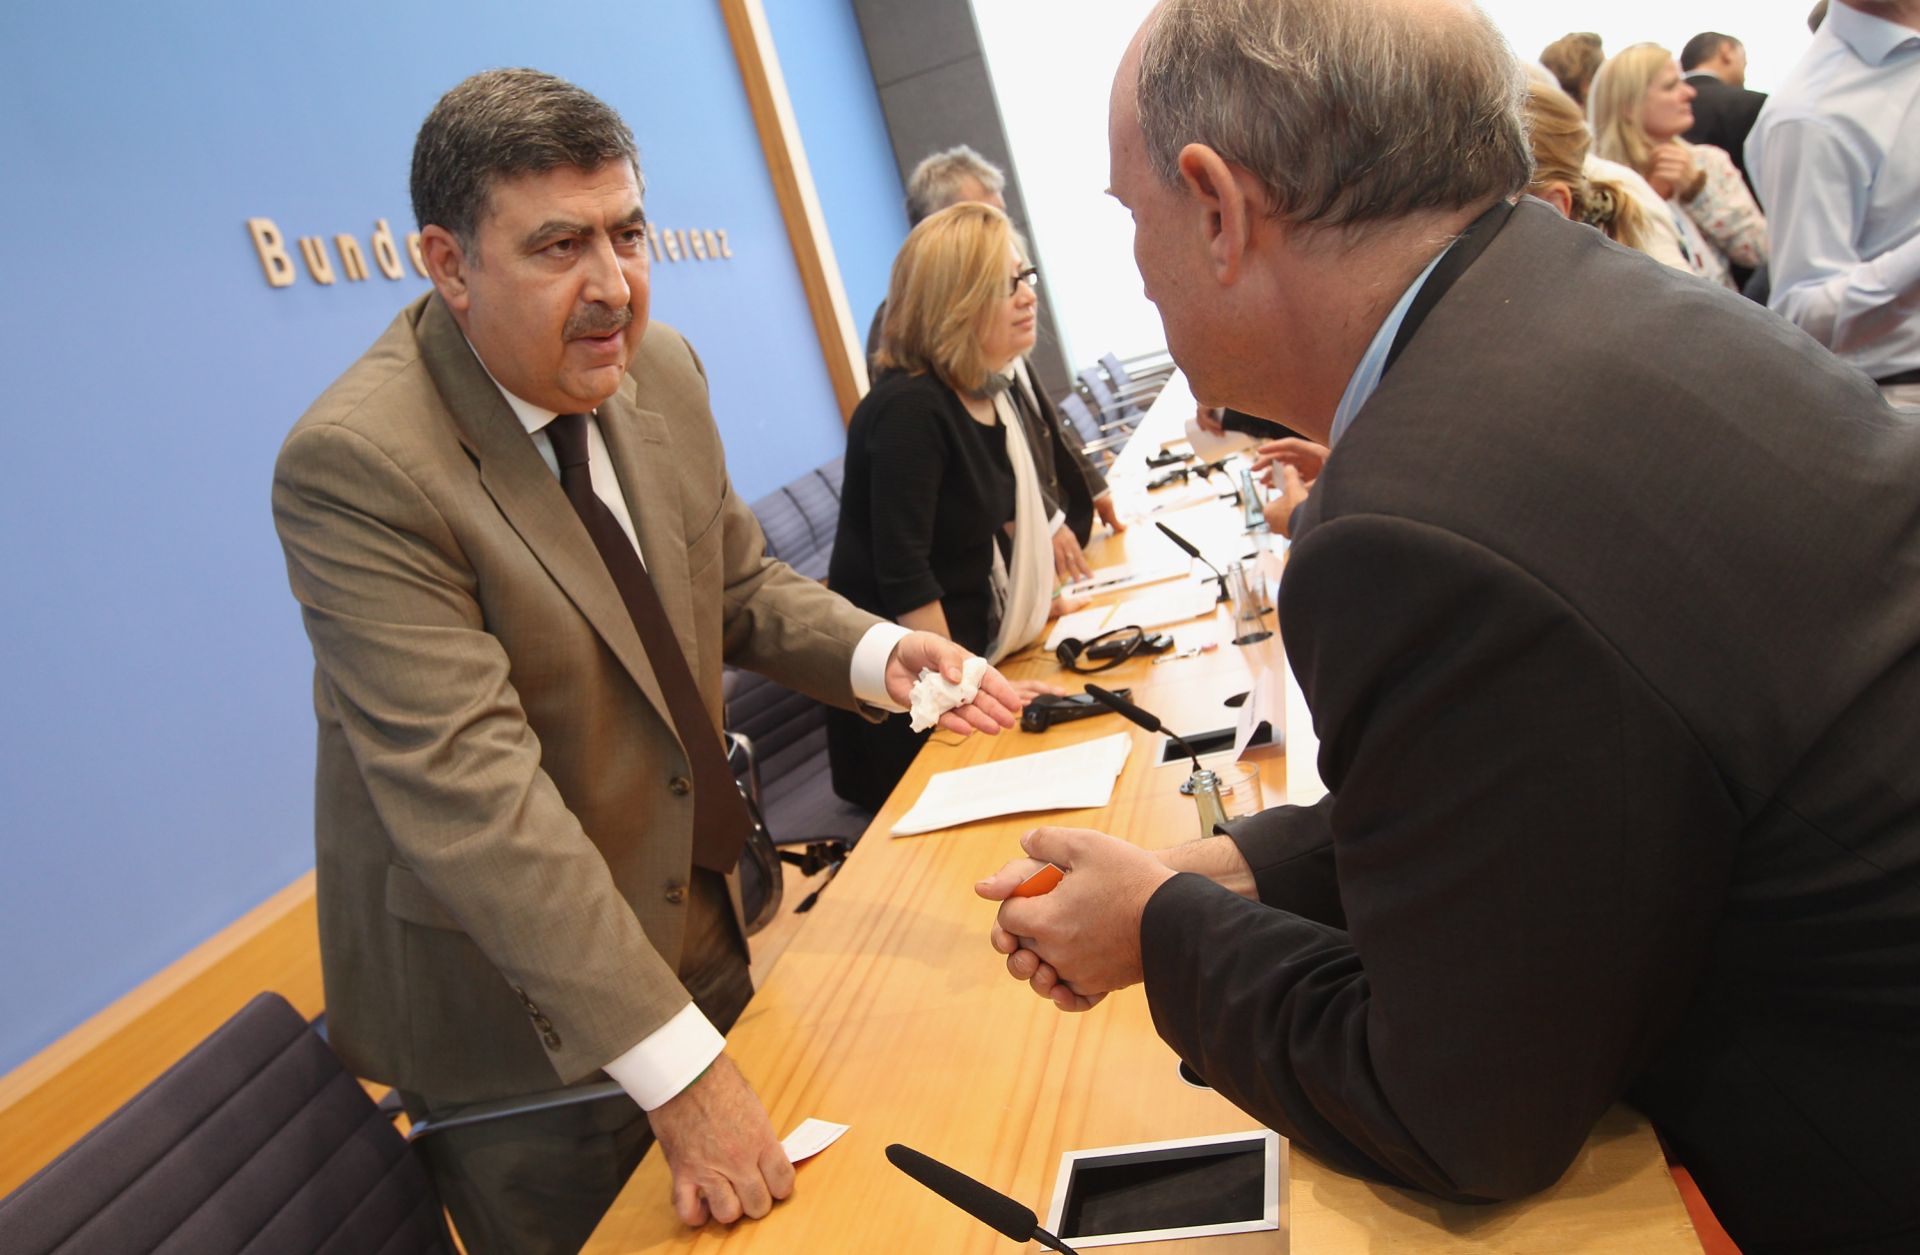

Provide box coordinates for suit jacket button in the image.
[543,1031,562,1050]
[534,1015,554,1033]
[669,775,693,796]
[665,882,688,905]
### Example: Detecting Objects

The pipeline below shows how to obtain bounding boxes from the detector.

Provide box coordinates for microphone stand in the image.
[1083,685,1227,836]
[1155,521,1229,603]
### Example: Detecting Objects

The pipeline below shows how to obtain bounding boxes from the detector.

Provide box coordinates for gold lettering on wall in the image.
[249,217,736,288]
[246,218,296,288]
[297,236,337,285]
[370,220,406,281]
[334,234,370,282]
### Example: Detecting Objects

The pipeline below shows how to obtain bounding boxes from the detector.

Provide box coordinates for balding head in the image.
[1129,0,1527,234]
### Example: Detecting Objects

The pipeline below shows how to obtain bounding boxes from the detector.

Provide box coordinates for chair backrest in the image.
[0,993,452,1255]
[729,457,849,796]
[1101,352,1132,389]
[1058,392,1103,446]
[1079,368,1125,420]
[748,458,844,583]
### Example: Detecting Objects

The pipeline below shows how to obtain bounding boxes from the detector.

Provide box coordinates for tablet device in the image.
[1043,1129,1285,1247]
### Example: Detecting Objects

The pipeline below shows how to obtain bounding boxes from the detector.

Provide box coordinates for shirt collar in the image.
[1830,1,1920,67]
[1328,243,1452,446]
[463,336,563,436]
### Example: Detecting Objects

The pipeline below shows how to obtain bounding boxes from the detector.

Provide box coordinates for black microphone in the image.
[1156,520,1229,602]
[1083,683,1203,774]
[885,1144,1080,1254]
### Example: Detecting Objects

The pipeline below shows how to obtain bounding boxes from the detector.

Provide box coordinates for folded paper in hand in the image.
[891,731,1133,836]
[908,655,988,732]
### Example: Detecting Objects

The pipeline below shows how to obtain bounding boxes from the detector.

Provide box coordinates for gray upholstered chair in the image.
[0,993,454,1255]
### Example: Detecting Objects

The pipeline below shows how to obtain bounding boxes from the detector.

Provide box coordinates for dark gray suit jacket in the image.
[1140,202,1920,1253]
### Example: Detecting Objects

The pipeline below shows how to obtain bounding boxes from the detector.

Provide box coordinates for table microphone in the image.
[1083,684,1203,774]
[1155,521,1229,602]
[885,1144,1080,1254]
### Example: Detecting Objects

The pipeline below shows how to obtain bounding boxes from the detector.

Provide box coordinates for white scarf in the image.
[985,382,1054,663]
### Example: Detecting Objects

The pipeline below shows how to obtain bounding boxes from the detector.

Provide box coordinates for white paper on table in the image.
[1046,603,1114,652]
[890,732,1134,837]
[1106,581,1217,632]
[1185,416,1257,461]
[1234,668,1286,759]
[781,1118,850,1164]
[1061,558,1188,600]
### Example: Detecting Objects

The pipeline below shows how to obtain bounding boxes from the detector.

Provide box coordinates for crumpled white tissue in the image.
[907,655,989,732]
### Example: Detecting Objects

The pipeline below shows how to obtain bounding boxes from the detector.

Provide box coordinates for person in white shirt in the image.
[1747,0,1920,409]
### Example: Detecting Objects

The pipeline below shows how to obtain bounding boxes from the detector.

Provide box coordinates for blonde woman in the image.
[1589,43,1767,289]
[826,202,1065,809]
[1523,71,1689,272]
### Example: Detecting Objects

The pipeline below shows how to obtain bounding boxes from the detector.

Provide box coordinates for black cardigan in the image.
[828,369,1014,655]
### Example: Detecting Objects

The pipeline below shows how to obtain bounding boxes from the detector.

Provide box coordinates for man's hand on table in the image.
[1052,525,1094,581]
[883,632,1024,734]
[1094,492,1126,534]
[648,1054,793,1226]
[976,827,1178,1011]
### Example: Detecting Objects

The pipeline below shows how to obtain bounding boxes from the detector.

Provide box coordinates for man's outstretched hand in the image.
[883,632,1024,735]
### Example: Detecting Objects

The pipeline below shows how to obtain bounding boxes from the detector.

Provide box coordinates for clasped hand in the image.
[975,827,1176,1012]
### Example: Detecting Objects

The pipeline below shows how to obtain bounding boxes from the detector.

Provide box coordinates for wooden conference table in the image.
[583,379,1701,1253]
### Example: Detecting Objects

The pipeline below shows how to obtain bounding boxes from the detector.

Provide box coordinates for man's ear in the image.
[419,225,473,315]
[1176,143,1261,284]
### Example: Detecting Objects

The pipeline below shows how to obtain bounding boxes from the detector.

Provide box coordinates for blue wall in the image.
[0,0,904,1075]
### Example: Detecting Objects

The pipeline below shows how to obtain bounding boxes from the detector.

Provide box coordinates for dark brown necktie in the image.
[546,412,752,874]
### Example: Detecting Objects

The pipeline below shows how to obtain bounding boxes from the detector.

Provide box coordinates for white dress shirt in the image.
[477,352,908,1109]
[1747,2,1920,382]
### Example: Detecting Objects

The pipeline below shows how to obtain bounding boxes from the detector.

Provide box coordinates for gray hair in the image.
[411,68,642,249]
[904,145,1006,225]
[1136,0,1531,233]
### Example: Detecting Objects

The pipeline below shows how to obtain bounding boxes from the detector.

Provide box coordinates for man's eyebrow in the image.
[521,218,587,248]
[614,206,647,231]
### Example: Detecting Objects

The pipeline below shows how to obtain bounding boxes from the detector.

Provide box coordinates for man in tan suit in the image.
[273,69,1019,1253]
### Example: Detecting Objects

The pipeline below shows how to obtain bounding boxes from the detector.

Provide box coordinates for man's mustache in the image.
[564,305,634,339]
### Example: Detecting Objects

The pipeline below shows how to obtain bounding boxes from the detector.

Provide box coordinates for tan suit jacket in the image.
[273,293,878,1104]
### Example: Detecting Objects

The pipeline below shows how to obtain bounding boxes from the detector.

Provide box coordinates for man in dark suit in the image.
[1681,31,1768,194]
[274,69,1019,1252]
[980,2,1920,1251]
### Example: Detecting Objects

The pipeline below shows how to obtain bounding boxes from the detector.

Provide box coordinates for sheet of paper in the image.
[1061,558,1188,600]
[781,1118,850,1164]
[1233,667,1286,759]
[891,732,1134,837]
[1284,662,1326,806]
[1106,581,1217,632]
[1045,603,1114,652]
[1184,416,1258,461]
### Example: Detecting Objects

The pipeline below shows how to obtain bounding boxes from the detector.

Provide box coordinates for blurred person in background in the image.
[1748,0,1920,410]
[1680,31,1767,192]
[1590,43,1768,290]
[1540,30,1606,106]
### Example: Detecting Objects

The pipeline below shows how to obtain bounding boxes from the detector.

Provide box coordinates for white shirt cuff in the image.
[851,622,913,712]
[602,1002,726,1112]
[1048,509,1068,534]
